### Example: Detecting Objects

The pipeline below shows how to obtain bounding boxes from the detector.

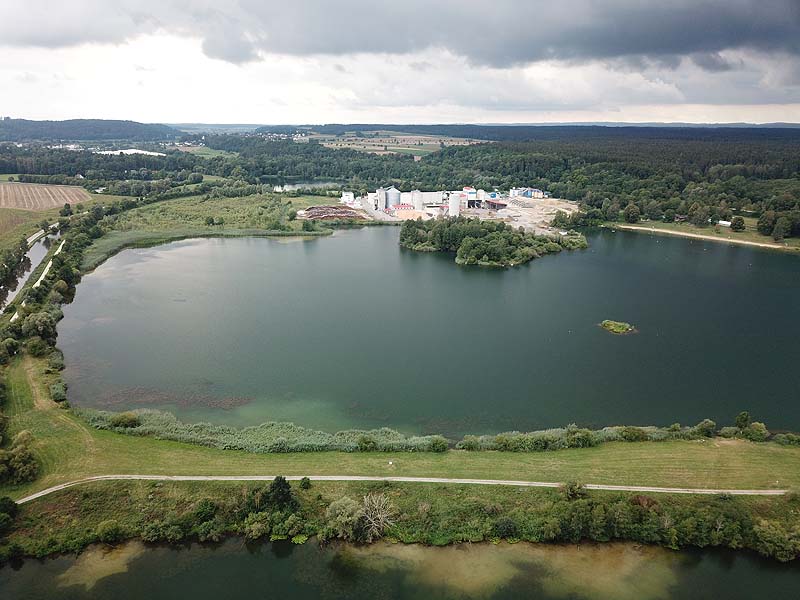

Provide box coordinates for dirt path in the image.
[613,224,797,251]
[15,474,788,504]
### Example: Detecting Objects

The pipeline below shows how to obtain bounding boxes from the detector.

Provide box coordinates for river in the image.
[57,227,800,435]
[0,232,60,310]
[2,539,799,599]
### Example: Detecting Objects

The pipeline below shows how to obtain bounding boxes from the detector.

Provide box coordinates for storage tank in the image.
[448,193,461,217]
[376,187,387,210]
[386,186,401,207]
[411,190,423,211]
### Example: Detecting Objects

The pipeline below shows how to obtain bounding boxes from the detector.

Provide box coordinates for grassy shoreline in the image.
[609,222,800,252]
[3,357,800,503]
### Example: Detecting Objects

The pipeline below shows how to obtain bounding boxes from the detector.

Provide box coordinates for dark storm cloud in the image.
[2,0,799,67]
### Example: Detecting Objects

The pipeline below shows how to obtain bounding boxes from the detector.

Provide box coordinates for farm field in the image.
[0,182,90,210]
[308,130,486,157]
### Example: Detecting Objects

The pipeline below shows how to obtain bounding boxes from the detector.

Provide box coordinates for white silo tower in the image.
[386,186,401,208]
[412,190,423,211]
[448,193,461,217]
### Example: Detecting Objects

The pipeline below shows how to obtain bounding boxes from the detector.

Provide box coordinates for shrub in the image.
[427,436,449,453]
[0,497,18,519]
[47,351,65,371]
[25,336,48,357]
[619,427,649,442]
[743,422,769,442]
[560,481,586,501]
[96,519,124,544]
[49,382,67,403]
[109,412,141,428]
[362,493,395,542]
[773,433,800,446]
[323,496,364,542]
[692,419,717,438]
[299,477,311,490]
[243,512,271,540]
[357,435,378,452]
[493,516,519,539]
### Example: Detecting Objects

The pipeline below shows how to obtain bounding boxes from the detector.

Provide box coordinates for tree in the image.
[21,312,57,344]
[757,211,777,236]
[266,475,297,510]
[772,217,791,241]
[361,493,395,542]
[623,204,640,223]
[323,496,363,541]
[735,411,751,431]
[730,216,745,231]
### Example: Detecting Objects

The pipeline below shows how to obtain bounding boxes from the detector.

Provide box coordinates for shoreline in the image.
[609,223,799,252]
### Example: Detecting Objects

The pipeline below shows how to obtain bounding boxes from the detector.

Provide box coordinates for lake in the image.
[58,227,800,436]
[2,539,799,599]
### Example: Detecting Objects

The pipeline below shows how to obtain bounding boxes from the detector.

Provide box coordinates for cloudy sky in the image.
[2,0,800,124]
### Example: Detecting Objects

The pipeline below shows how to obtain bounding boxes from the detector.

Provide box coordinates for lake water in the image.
[2,540,799,599]
[58,228,800,436]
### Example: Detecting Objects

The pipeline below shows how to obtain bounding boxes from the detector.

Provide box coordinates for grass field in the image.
[308,130,484,157]
[3,356,800,502]
[614,217,800,251]
[0,182,90,210]
[176,146,238,158]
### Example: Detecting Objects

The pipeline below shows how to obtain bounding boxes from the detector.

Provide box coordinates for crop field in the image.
[306,130,486,158]
[0,182,90,210]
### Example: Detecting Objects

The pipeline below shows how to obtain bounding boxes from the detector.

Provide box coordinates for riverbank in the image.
[80,228,333,271]
[3,357,800,502]
[4,477,800,564]
[610,222,800,252]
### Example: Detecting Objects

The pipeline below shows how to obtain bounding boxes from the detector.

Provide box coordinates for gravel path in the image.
[15,474,788,504]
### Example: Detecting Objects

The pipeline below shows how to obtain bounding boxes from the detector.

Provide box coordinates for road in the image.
[15,474,788,504]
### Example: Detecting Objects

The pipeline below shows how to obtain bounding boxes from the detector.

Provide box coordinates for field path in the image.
[15,474,788,504]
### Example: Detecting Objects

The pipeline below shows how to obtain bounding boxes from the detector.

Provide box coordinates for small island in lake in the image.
[599,319,637,335]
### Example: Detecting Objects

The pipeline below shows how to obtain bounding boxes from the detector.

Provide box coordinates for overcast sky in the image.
[2,0,799,124]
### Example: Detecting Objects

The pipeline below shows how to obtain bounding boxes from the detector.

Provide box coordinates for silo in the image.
[376,187,387,210]
[386,186,401,207]
[412,190,423,211]
[449,193,461,217]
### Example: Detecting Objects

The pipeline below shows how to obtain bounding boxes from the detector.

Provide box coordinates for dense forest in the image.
[1,126,799,239]
[0,119,180,142]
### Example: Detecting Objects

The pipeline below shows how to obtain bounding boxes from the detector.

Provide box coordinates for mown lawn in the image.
[3,357,800,501]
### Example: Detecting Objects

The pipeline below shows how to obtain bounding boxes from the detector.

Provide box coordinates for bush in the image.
[560,481,586,501]
[109,412,141,428]
[49,382,67,403]
[742,422,769,442]
[357,435,378,452]
[25,336,49,357]
[299,477,311,490]
[427,436,449,453]
[0,496,18,519]
[96,519,124,544]
[47,351,65,371]
[692,419,717,438]
[619,427,649,442]
[493,516,519,538]
[323,496,364,542]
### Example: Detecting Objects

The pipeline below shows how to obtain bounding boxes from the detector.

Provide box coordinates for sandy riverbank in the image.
[612,223,799,252]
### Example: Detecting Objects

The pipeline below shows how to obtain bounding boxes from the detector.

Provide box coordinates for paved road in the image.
[15,474,788,504]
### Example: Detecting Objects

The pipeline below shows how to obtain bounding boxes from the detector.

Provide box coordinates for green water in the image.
[58,228,800,435]
[2,540,799,599]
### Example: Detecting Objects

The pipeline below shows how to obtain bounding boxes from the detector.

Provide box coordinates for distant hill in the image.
[257,123,800,143]
[0,119,181,142]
